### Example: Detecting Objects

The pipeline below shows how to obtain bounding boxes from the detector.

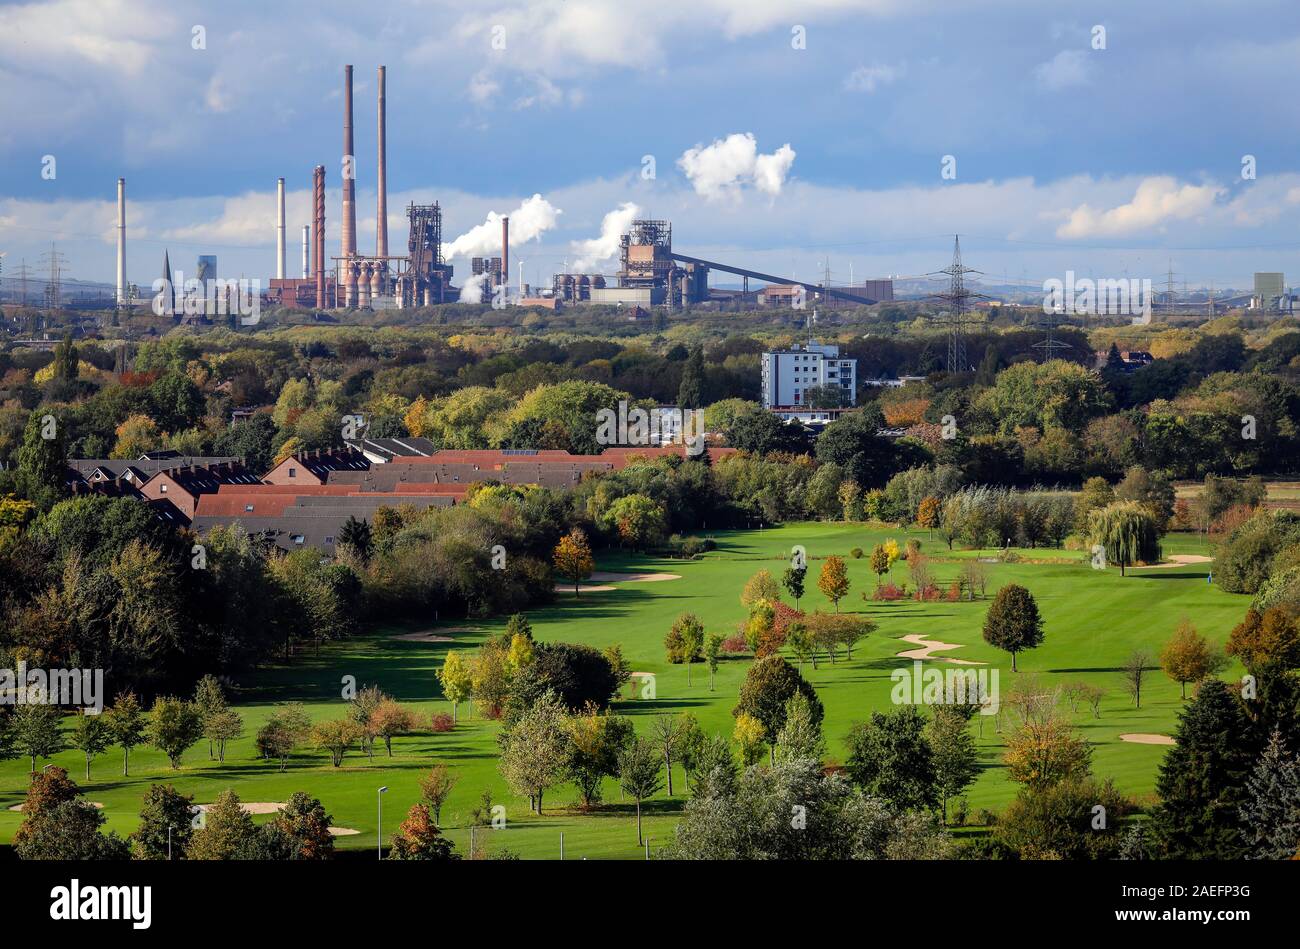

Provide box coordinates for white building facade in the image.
[761,342,857,409]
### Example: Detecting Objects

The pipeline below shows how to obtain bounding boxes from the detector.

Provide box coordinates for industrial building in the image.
[1253,272,1285,311]
[761,342,858,409]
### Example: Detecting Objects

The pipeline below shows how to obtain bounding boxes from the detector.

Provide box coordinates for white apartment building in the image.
[760,342,857,409]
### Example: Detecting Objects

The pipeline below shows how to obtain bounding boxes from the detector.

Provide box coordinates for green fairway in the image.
[0,523,1252,859]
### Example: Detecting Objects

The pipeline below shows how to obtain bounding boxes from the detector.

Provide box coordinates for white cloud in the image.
[570,201,640,270]
[1056,177,1222,238]
[468,69,501,105]
[1034,49,1091,91]
[678,133,795,200]
[444,193,562,260]
[843,63,901,93]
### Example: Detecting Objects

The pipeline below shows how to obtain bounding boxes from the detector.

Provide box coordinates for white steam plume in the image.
[458,271,491,304]
[570,201,640,272]
[445,193,561,260]
[678,133,795,200]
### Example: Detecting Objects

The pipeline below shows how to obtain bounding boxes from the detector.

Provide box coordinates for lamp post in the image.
[377,786,388,860]
[167,825,173,861]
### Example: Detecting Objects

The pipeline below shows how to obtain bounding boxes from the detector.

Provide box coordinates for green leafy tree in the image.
[928,705,979,824]
[149,696,203,769]
[133,784,196,860]
[267,792,335,860]
[187,789,258,860]
[105,691,147,776]
[782,565,806,609]
[69,710,110,781]
[1240,728,1300,859]
[619,737,664,846]
[1089,500,1162,576]
[981,583,1045,671]
[498,691,570,815]
[192,674,227,760]
[844,706,937,811]
[437,651,473,723]
[704,633,724,690]
[733,656,823,764]
[776,691,825,763]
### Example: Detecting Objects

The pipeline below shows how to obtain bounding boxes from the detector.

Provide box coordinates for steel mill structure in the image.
[116,63,895,317]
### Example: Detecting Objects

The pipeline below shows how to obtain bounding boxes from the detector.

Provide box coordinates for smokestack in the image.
[302,225,310,279]
[276,177,286,280]
[341,64,356,258]
[115,178,126,304]
[376,65,388,259]
[313,165,326,310]
[502,216,509,295]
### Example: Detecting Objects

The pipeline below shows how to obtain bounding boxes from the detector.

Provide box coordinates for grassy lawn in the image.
[0,523,1252,859]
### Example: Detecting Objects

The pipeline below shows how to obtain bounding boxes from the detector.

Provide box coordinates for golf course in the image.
[0,522,1251,859]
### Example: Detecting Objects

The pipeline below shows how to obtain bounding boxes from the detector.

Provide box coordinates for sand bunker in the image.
[328,826,360,836]
[587,572,681,583]
[1119,733,1175,745]
[555,584,616,593]
[896,633,985,665]
[1134,555,1213,569]
[391,629,462,642]
[195,801,284,815]
[10,801,103,812]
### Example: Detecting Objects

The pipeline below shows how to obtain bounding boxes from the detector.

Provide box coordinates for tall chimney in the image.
[276,177,286,280]
[313,165,326,310]
[501,215,509,294]
[343,63,358,306]
[116,178,126,304]
[302,225,310,279]
[376,65,388,259]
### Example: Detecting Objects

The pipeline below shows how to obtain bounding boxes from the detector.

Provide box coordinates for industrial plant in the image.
[97,63,897,321]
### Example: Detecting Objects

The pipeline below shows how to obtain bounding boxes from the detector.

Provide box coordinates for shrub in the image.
[430,713,455,733]
[952,798,970,828]
[721,635,749,654]
[849,547,864,559]
[873,582,907,601]
[978,808,998,827]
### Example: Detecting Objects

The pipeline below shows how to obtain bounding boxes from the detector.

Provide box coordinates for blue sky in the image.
[3,0,1300,290]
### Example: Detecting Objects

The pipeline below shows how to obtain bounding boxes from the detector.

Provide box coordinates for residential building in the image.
[760,342,857,409]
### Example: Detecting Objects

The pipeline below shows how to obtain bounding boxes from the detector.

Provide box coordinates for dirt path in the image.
[896,633,985,665]
[1119,733,1175,745]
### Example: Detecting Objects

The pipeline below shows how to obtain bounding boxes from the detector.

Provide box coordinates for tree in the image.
[15,799,130,860]
[257,704,311,770]
[1160,619,1225,699]
[1227,607,1300,673]
[498,691,570,815]
[928,705,979,824]
[70,710,110,781]
[16,408,67,506]
[192,674,227,760]
[776,691,825,763]
[650,714,688,796]
[105,691,147,776]
[981,584,1044,672]
[668,613,705,684]
[348,684,388,758]
[1240,728,1300,859]
[388,803,460,860]
[370,700,417,756]
[149,696,203,769]
[337,515,373,563]
[916,495,941,538]
[782,565,806,609]
[437,651,473,723]
[619,737,664,846]
[1123,650,1152,708]
[733,713,767,766]
[844,707,937,811]
[207,708,243,763]
[311,718,360,767]
[420,764,458,825]
[1002,715,1092,790]
[704,633,724,691]
[187,789,258,860]
[1151,679,1252,859]
[568,707,632,808]
[11,703,65,775]
[553,527,594,596]
[818,555,850,612]
[733,656,823,763]
[741,569,781,608]
[677,345,706,409]
[133,784,196,860]
[869,544,891,584]
[1088,500,1162,576]
[267,792,335,860]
